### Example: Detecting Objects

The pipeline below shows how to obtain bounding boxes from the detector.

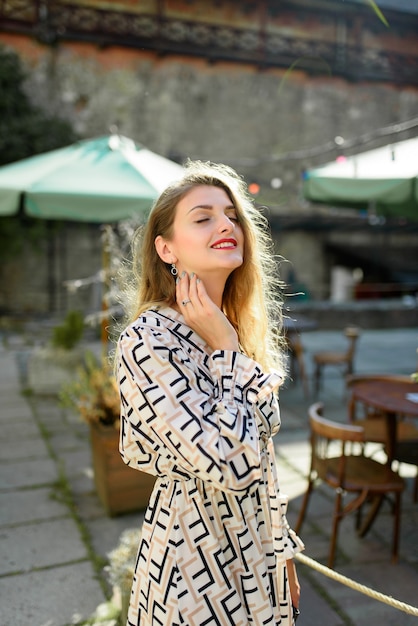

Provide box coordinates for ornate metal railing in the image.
[1,0,417,85]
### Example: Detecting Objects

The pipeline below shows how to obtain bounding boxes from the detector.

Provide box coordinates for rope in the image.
[295,552,418,617]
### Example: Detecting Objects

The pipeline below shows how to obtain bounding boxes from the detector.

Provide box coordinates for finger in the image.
[176,272,193,308]
[176,271,188,300]
[187,273,201,307]
[195,276,212,309]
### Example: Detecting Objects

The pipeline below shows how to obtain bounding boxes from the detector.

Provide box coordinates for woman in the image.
[117,160,303,625]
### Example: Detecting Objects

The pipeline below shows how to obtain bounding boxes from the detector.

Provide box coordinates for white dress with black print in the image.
[118,307,304,626]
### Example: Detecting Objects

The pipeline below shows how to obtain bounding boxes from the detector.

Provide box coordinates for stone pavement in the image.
[0,325,418,626]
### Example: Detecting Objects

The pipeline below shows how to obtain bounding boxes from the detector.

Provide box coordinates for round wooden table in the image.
[350,377,418,462]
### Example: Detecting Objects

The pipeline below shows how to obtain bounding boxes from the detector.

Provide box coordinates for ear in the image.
[154,235,177,264]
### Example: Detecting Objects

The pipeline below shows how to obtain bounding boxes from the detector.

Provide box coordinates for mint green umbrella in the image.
[303,136,418,221]
[0,134,184,222]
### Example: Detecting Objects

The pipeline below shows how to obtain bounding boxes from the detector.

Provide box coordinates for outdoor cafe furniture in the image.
[284,332,310,397]
[283,314,317,397]
[312,326,360,395]
[347,374,418,502]
[295,402,405,569]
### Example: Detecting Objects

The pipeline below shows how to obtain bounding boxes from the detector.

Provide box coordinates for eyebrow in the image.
[188,204,236,214]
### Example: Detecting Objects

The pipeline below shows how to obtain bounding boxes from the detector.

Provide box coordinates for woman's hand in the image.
[286,558,301,609]
[176,272,240,352]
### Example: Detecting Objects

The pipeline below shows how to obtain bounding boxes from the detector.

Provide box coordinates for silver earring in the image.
[170,263,178,276]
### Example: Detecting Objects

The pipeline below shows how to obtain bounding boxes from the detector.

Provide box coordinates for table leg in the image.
[385,411,397,466]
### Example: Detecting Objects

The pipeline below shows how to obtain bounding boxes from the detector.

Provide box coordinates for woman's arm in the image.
[118,322,281,494]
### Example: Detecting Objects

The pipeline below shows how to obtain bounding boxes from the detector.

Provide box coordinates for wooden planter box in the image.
[90,423,156,516]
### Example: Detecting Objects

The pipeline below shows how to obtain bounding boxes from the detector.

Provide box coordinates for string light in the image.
[201,115,418,167]
[248,182,260,195]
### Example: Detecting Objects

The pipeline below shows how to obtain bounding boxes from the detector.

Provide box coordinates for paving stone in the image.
[309,561,418,626]
[60,448,94,481]
[296,570,345,626]
[49,430,90,453]
[0,402,32,421]
[0,420,41,441]
[277,440,311,476]
[281,482,307,513]
[0,355,20,388]
[0,518,88,575]
[0,436,49,461]
[0,561,105,626]
[74,490,108,520]
[87,512,145,561]
[0,458,57,489]
[294,487,335,522]
[37,407,75,427]
[0,487,68,526]
[67,468,96,496]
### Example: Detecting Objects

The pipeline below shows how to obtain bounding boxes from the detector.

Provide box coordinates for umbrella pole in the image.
[101,226,110,354]
[47,221,56,313]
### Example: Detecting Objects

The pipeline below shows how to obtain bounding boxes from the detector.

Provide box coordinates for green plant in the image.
[59,350,120,426]
[52,310,85,350]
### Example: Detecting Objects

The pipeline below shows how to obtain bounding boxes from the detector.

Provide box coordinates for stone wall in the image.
[3,32,417,206]
[1,31,418,316]
[0,222,103,317]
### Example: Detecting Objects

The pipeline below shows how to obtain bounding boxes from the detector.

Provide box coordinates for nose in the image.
[218,214,235,233]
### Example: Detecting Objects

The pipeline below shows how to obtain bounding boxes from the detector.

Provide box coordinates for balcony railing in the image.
[1,1,417,85]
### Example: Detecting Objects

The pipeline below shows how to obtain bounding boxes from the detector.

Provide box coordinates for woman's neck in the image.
[200,274,227,309]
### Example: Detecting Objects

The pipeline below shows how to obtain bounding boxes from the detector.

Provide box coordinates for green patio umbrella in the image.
[302,136,418,221]
[0,134,184,339]
[0,134,184,222]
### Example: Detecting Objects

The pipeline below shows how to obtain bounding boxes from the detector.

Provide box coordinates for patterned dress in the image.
[118,307,304,626]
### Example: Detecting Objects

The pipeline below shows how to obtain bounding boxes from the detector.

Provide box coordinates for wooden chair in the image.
[347,374,418,500]
[285,331,309,397]
[313,326,360,395]
[295,402,404,569]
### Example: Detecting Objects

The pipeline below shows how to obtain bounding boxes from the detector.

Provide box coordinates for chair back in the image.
[344,326,360,362]
[308,402,364,482]
[309,401,364,442]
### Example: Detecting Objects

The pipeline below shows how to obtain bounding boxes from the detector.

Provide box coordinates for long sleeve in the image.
[118,316,282,495]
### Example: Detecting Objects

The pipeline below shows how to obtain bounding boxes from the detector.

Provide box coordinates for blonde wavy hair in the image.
[121,160,286,374]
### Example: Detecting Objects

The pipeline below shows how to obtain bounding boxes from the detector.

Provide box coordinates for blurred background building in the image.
[0,0,417,323]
